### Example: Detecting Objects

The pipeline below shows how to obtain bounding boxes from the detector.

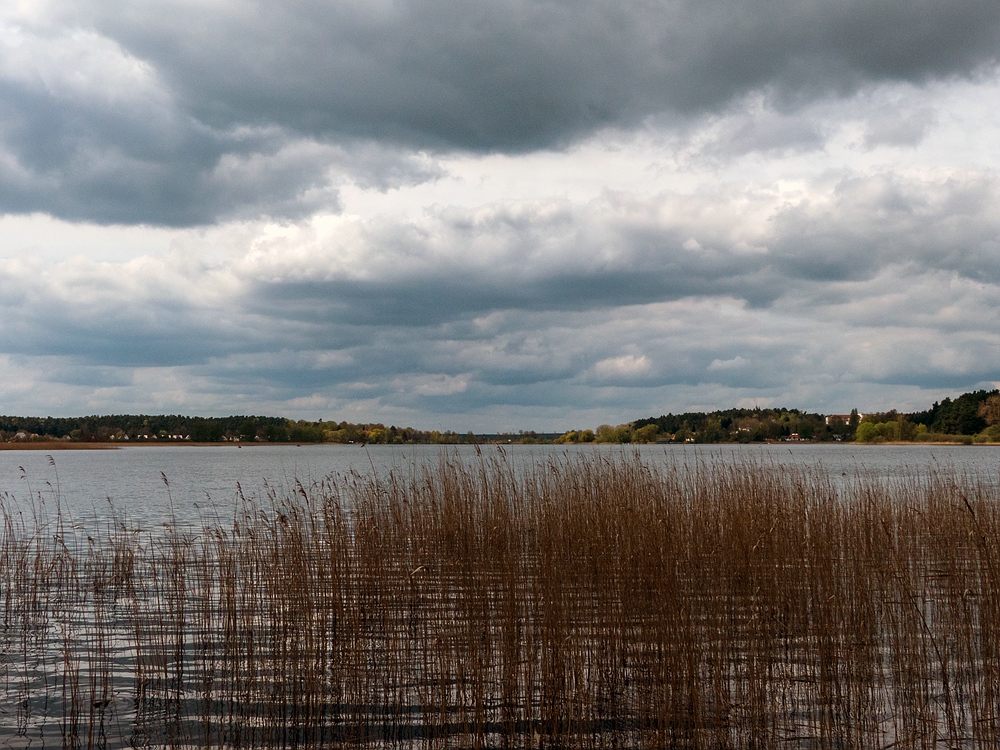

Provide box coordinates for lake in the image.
[2,442,999,530]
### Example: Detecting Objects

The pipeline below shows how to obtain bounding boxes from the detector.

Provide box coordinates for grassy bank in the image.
[3,451,1000,748]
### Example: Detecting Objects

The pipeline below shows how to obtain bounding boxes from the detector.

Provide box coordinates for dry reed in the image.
[2,450,1000,748]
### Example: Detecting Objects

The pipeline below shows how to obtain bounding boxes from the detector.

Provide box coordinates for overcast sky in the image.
[2,1,1000,431]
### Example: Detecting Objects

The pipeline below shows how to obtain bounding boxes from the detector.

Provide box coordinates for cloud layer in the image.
[2,0,999,224]
[1,1,999,427]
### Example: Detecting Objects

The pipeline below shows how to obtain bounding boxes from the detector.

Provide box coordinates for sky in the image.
[2,0,1000,432]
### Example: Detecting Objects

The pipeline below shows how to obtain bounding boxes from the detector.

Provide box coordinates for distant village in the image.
[1,389,998,445]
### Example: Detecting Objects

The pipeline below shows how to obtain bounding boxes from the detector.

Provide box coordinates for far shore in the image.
[0,441,320,450]
[0,441,120,450]
[2,439,999,451]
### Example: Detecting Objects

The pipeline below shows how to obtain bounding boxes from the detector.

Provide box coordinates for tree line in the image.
[3,388,999,445]
[555,389,1000,444]
[555,407,855,444]
[855,389,1000,444]
[0,415,478,445]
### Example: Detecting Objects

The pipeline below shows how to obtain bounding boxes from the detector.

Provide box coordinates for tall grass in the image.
[3,450,1000,748]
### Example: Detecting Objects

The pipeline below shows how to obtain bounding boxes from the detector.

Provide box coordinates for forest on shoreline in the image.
[1,388,999,445]
[585,388,1000,445]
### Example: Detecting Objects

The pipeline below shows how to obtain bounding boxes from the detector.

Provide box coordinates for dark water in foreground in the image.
[1,442,999,527]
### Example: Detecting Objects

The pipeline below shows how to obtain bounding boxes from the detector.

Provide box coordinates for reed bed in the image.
[3,450,1000,748]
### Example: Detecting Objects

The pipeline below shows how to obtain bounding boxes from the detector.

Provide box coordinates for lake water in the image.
[3,442,1000,530]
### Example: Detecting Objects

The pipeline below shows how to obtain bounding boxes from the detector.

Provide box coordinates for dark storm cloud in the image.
[92,0,1000,148]
[0,64,323,226]
[0,60,435,226]
[2,0,1000,225]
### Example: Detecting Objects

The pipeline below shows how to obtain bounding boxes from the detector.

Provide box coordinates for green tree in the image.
[695,419,726,443]
[855,422,879,443]
[238,418,258,441]
[263,422,289,442]
[595,424,625,443]
[632,424,660,443]
[190,418,224,442]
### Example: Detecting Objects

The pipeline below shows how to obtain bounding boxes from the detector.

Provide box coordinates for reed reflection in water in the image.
[3,449,1000,748]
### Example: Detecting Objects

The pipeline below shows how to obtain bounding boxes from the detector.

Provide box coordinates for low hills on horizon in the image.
[1,388,998,445]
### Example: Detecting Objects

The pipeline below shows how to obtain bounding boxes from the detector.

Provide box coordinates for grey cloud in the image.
[44,365,134,389]
[769,172,1000,284]
[7,169,1000,362]
[0,69,434,225]
[239,196,788,330]
[4,167,1000,426]
[3,0,1000,225]
[92,0,1000,149]
[206,297,815,412]
[218,170,1000,417]
[246,262,790,329]
[871,371,1000,391]
[699,106,826,158]
[0,23,440,225]
[242,171,1000,334]
[863,106,938,148]
[0,79,318,225]
[0,257,276,366]
[856,339,1000,390]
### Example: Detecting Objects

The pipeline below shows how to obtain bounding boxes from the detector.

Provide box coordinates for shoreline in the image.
[1,439,998,451]
[0,441,120,450]
[0,441,290,450]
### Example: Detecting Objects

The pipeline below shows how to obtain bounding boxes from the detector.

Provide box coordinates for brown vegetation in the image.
[3,451,1000,748]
